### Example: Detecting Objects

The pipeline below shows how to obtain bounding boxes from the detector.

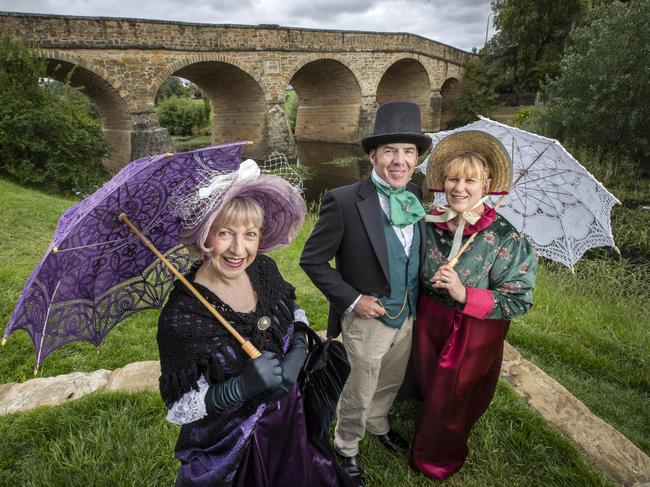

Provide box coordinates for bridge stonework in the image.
[1,12,470,169]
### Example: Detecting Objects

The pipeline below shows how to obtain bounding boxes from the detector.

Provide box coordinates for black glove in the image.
[205,351,283,413]
[267,331,308,401]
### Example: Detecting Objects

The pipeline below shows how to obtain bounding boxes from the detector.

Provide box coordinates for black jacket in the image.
[300,177,425,337]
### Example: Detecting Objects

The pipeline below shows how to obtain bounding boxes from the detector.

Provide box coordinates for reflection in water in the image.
[296,141,426,204]
[296,141,368,203]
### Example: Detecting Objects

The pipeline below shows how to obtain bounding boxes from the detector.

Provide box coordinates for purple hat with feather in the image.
[219,173,306,253]
[173,158,306,255]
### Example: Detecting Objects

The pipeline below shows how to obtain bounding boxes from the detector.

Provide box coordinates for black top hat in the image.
[361,102,432,154]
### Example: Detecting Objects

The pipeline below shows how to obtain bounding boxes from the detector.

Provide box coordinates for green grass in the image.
[509,259,650,454]
[0,385,615,487]
[0,392,178,486]
[0,177,644,485]
[171,135,212,152]
[610,205,650,259]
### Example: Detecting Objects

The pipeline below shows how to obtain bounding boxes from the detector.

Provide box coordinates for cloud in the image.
[0,0,494,50]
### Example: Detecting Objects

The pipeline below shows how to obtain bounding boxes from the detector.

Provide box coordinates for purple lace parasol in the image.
[3,142,246,369]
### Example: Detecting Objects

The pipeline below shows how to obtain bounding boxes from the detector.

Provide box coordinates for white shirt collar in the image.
[371,169,391,191]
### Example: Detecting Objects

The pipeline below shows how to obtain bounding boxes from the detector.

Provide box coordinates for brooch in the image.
[257,316,271,331]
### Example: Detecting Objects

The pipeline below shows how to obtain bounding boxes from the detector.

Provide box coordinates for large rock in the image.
[0,369,111,415]
[501,342,650,486]
[105,360,160,393]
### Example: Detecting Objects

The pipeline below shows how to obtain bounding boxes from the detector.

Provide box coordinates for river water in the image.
[296,141,426,204]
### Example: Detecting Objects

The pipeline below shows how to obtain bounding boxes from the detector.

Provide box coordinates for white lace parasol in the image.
[419,116,620,269]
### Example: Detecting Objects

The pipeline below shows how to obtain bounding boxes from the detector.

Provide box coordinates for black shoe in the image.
[371,429,409,454]
[335,451,365,487]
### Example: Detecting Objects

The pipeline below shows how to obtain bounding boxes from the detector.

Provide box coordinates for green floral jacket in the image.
[421,209,538,321]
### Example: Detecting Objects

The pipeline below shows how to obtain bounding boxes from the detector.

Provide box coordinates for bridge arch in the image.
[4,13,473,162]
[439,77,461,130]
[157,55,268,153]
[41,50,133,171]
[375,57,433,132]
[286,56,363,143]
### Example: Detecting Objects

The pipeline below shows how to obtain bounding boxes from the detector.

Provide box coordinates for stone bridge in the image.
[1,12,468,170]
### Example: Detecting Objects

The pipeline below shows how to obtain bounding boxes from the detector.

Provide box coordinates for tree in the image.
[0,37,110,193]
[284,88,298,132]
[447,59,498,127]
[155,76,198,105]
[489,0,584,94]
[448,0,585,127]
[527,1,650,171]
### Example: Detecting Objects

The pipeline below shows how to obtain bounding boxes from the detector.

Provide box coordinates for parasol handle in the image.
[447,193,509,269]
[447,233,477,269]
[119,214,261,360]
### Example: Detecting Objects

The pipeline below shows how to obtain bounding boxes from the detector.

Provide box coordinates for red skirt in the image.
[409,294,509,480]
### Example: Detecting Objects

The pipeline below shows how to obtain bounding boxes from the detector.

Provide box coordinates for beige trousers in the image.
[333,313,413,457]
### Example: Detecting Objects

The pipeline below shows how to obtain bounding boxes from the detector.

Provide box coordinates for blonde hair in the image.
[181,197,264,260]
[444,152,491,185]
[213,197,264,230]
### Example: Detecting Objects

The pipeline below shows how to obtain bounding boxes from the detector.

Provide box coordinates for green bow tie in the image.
[372,179,425,227]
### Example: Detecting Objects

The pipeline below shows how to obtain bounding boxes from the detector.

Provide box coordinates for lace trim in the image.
[166,375,209,425]
[294,308,308,327]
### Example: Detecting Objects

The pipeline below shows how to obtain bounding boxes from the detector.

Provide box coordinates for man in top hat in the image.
[300,101,431,486]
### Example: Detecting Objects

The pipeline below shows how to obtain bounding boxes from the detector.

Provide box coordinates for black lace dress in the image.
[157,255,348,487]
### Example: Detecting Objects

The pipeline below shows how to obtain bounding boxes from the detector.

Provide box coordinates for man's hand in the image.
[353,295,387,319]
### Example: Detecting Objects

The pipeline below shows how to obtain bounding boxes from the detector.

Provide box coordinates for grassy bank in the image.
[1,177,645,484]
[0,385,614,486]
[510,260,649,453]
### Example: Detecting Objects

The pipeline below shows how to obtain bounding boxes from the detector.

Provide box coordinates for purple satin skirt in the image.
[409,294,509,480]
[175,385,347,487]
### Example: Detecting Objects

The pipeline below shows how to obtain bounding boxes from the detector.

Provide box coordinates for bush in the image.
[171,135,212,152]
[511,107,532,128]
[284,89,298,132]
[154,76,196,105]
[0,37,110,194]
[156,96,211,136]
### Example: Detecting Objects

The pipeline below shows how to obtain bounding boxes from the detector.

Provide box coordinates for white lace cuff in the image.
[166,374,209,425]
[294,308,309,327]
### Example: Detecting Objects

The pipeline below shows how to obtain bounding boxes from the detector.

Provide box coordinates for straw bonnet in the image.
[362,102,432,154]
[426,130,512,193]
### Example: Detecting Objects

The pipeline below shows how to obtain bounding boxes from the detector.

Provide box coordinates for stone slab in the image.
[105,360,161,393]
[501,342,650,486]
[0,369,111,415]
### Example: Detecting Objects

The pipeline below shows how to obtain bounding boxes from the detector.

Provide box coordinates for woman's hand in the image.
[240,351,284,398]
[267,331,308,401]
[205,351,283,412]
[431,264,467,304]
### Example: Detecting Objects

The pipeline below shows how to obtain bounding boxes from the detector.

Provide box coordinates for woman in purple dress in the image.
[157,163,350,486]
[410,131,538,480]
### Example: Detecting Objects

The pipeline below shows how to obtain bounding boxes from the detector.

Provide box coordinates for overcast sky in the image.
[1,0,496,52]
